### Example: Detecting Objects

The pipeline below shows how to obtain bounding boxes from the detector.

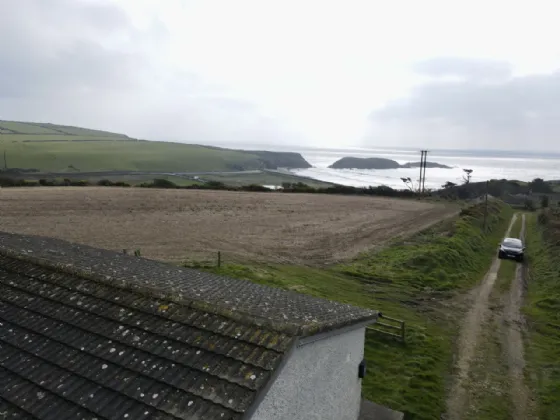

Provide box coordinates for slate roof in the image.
[0,231,377,420]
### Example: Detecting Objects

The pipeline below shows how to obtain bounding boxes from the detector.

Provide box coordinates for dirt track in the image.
[0,187,456,265]
[446,214,533,419]
[446,215,517,419]
[504,214,532,419]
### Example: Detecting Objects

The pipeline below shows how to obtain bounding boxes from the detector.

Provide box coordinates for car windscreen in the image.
[503,239,522,249]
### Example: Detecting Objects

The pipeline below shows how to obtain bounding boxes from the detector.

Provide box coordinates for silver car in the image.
[498,237,525,262]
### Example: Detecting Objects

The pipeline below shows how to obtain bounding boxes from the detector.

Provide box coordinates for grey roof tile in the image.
[0,396,36,419]
[0,232,376,336]
[0,231,377,420]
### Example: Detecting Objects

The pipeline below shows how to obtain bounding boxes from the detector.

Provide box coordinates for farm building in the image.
[0,231,398,420]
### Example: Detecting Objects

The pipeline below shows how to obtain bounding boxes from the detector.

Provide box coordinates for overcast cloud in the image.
[1,0,560,150]
[371,59,560,150]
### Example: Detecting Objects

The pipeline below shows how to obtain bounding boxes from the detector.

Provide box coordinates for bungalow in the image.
[0,231,396,420]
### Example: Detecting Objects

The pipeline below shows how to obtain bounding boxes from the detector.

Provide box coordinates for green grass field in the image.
[0,139,271,172]
[0,120,311,173]
[524,210,560,419]
[0,120,129,138]
[184,201,513,419]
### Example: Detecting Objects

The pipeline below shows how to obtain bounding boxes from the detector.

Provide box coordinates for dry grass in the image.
[0,187,457,264]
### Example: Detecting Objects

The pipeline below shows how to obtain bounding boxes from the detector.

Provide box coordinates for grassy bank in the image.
[524,210,560,419]
[338,201,513,292]
[187,200,513,419]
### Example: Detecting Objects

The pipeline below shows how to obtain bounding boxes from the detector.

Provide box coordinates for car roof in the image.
[503,237,522,244]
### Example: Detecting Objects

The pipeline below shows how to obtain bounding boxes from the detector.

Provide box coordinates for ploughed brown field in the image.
[0,187,457,265]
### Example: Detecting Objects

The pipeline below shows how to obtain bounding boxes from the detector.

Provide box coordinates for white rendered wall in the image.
[249,327,365,420]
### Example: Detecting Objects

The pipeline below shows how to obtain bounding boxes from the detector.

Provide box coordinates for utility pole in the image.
[422,150,428,193]
[418,150,425,193]
[419,150,428,193]
[483,180,489,231]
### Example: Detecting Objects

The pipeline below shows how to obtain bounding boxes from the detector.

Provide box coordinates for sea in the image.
[210,143,560,190]
[288,146,560,190]
[293,148,560,189]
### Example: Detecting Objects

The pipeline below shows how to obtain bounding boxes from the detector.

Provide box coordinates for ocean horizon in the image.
[291,147,560,190]
[199,141,560,189]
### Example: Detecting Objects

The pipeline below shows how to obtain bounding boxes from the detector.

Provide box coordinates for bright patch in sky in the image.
[1,0,560,150]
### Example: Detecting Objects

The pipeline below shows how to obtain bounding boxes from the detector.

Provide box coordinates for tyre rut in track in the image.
[445,214,518,419]
[503,214,533,419]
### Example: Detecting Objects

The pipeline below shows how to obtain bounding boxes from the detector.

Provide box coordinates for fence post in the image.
[401,321,406,343]
[217,251,221,268]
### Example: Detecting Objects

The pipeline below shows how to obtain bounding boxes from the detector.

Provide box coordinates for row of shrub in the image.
[0,168,40,173]
[0,177,130,187]
[140,179,420,198]
[439,178,556,200]
[0,176,425,198]
[0,175,450,199]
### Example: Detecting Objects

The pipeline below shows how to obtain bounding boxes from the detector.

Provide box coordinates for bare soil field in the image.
[0,187,457,265]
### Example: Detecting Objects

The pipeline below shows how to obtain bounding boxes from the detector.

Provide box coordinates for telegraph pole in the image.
[422,150,428,193]
[418,150,425,193]
[483,180,489,231]
[419,150,428,193]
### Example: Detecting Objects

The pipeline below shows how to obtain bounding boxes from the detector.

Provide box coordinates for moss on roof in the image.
[0,231,377,336]
[0,231,377,419]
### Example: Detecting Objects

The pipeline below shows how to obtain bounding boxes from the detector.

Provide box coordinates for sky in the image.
[1,0,560,151]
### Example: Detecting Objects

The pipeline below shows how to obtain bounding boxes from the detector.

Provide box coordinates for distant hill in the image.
[0,120,311,172]
[329,157,401,169]
[197,146,311,169]
[0,120,129,138]
[329,156,451,169]
[401,161,452,169]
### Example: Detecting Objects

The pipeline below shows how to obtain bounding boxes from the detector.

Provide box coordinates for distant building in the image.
[0,231,386,420]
